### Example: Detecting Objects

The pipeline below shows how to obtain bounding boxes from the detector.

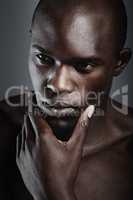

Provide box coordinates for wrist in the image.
[45,187,77,200]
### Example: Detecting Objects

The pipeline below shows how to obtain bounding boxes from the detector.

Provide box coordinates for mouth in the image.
[38,101,83,118]
[45,107,81,118]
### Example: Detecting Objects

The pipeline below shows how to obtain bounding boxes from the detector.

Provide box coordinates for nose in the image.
[45,64,75,98]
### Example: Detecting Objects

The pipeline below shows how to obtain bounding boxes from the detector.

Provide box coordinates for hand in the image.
[16,105,95,200]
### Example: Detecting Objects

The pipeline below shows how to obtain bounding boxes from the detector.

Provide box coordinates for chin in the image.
[45,116,79,141]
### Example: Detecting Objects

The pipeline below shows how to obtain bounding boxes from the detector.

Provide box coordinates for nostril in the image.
[45,86,57,99]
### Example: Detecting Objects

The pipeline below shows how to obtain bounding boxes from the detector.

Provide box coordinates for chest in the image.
[75,149,133,200]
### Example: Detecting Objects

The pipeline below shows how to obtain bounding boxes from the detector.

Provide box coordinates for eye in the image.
[36,53,55,66]
[74,62,97,74]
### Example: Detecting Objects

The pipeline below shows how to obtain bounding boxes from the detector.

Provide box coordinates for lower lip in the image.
[53,107,79,115]
[40,106,81,118]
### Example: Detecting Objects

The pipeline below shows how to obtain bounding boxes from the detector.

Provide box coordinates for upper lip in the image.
[44,102,84,109]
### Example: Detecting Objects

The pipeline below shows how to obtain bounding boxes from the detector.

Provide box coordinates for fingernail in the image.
[87,105,95,119]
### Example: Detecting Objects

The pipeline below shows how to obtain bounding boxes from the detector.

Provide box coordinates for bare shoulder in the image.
[109,99,133,134]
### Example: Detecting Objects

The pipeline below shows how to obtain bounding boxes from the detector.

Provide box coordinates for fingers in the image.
[35,115,57,144]
[69,105,95,147]
[35,115,51,135]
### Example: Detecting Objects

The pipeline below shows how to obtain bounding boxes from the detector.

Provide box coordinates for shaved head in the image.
[31,0,127,51]
[29,0,131,138]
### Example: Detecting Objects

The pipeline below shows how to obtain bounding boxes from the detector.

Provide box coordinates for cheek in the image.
[77,68,113,106]
[80,67,113,93]
[29,59,48,91]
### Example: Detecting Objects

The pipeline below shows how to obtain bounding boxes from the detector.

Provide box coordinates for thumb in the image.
[35,115,57,144]
[69,105,95,147]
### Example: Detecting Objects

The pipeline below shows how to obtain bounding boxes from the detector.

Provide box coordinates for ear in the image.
[113,48,132,76]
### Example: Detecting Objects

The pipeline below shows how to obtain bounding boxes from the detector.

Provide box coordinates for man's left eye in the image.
[36,53,55,66]
[74,63,96,73]
[84,64,95,71]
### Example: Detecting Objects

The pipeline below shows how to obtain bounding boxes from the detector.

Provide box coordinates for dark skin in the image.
[0,0,133,200]
[18,1,133,199]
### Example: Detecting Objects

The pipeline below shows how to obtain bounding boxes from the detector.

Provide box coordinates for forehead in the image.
[31,6,116,59]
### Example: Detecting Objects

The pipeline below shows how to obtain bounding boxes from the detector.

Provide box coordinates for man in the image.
[0,0,133,199]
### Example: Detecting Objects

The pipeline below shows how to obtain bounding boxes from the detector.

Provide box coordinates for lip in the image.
[44,102,83,109]
[39,105,81,118]
[50,107,80,116]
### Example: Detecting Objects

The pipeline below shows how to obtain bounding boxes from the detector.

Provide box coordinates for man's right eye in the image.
[36,53,55,66]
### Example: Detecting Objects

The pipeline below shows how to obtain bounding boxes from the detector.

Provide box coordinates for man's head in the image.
[29,0,131,139]
[32,0,128,51]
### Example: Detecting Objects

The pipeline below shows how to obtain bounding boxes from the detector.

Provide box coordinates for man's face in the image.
[29,5,120,134]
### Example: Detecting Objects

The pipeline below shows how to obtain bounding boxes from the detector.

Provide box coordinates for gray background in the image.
[0,0,133,107]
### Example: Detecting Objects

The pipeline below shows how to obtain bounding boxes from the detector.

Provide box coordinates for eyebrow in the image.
[32,44,52,55]
[32,44,104,65]
[66,57,104,66]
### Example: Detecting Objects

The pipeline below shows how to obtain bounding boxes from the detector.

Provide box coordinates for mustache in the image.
[40,97,85,108]
[44,101,85,109]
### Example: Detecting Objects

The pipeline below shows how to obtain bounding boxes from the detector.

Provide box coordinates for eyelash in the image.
[36,53,55,66]
[74,63,97,73]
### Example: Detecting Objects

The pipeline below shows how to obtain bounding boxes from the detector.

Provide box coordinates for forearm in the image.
[46,191,77,200]
[44,187,77,200]
[34,191,77,200]
[33,183,77,200]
